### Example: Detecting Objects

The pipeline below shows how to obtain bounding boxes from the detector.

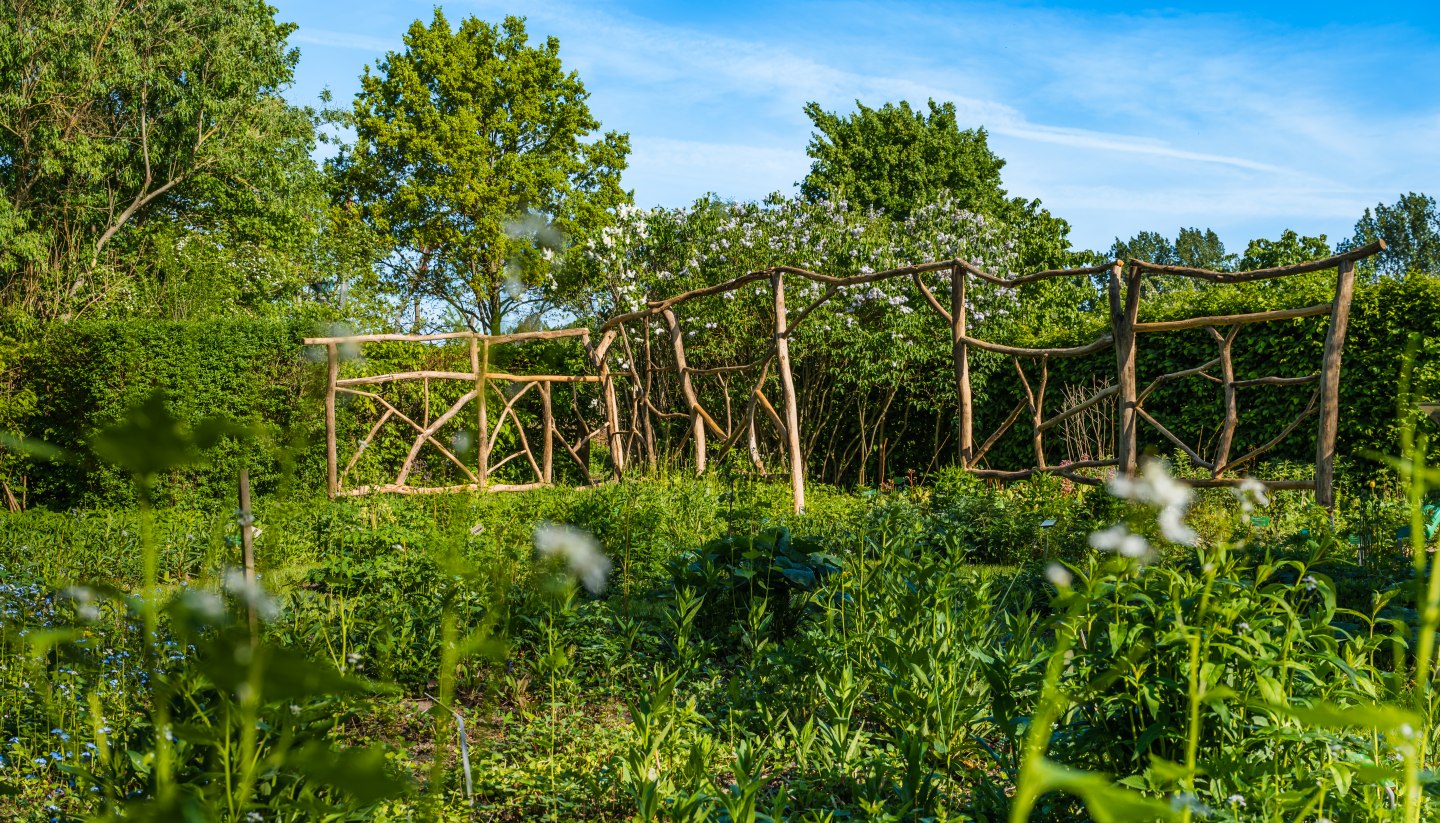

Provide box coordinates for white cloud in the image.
[289,28,395,54]
[286,0,1440,251]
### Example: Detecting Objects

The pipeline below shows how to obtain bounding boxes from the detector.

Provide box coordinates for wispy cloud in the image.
[289,28,394,54]
[280,0,1440,249]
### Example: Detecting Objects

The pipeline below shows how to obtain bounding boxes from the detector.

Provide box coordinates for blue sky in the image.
[272,0,1440,254]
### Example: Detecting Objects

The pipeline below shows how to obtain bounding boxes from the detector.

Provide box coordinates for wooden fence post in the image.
[951,265,973,467]
[476,336,490,491]
[238,468,257,636]
[1109,263,1140,477]
[541,381,554,484]
[325,343,338,497]
[1316,258,1356,510]
[1210,327,1239,477]
[600,357,625,478]
[641,317,658,470]
[663,308,706,474]
[773,270,806,513]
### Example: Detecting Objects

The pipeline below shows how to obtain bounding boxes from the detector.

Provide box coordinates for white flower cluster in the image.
[1089,459,1197,563]
[533,522,611,594]
[1107,459,1197,546]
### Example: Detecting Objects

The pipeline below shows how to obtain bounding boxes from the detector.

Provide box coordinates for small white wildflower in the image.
[1045,563,1073,588]
[1226,794,1246,807]
[346,652,363,666]
[451,430,474,454]
[1089,523,1152,560]
[1168,792,1208,814]
[534,523,612,594]
[222,569,280,621]
[179,589,226,622]
[1231,476,1270,513]
[1235,621,1250,634]
[61,587,100,622]
[1301,575,1318,592]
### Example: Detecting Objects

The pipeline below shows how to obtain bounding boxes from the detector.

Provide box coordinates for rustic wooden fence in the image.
[311,240,1385,510]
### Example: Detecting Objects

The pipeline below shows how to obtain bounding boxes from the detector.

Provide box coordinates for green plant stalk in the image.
[1009,603,1080,822]
[230,645,266,819]
[1404,433,1434,823]
[429,603,459,808]
[1181,556,1219,823]
[136,485,177,808]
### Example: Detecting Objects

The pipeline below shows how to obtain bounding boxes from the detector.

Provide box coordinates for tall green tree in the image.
[1110,231,1177,266]
[801,99,1006,219]
[800,98,1079,271]
[1344,192,1440,278]
[1173,227,1234,271]
[1110,227,1233,270]
[0,0,316,319]
[1240,229,1330,269]
[330,13,630,334]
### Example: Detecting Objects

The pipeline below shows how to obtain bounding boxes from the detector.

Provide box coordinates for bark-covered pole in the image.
[663,308,706,474]
[773,270,805,513]
[325,343,338,497]
[1108,263,1140,477]
[951,265,973,467]
[1316,257,1356,510]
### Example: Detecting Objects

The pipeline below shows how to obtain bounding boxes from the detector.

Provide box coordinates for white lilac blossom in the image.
[534,523,611,594]
[178,589,226,622]
[60,586,100,622]
[1107,458,1198,545]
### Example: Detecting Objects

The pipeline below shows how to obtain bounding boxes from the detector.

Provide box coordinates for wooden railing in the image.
[312,239,1386,511]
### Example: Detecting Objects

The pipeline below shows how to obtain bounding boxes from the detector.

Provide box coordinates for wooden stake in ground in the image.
[238,468,258,636]
[325,343,338,497]
[773,270,806,513]
[663,308,706,474]
[1316,257,1357,510]
[477,337,490,491]
[1108,264,1141,477]
[951,265,973,467]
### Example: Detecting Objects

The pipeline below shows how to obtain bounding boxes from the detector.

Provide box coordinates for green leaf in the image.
[1263,699,1421,733]
[290,743,413,805]
[1028,757,1180,823]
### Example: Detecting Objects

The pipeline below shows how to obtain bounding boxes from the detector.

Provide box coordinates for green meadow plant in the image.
[4,389,1440,820]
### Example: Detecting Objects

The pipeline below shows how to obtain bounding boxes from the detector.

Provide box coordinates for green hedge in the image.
[14,319,324,507]
[3,320,607,508]
[976,272,1440,472]
[3,273,1436,509]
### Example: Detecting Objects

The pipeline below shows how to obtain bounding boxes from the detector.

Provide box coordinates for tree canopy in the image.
[1240,230,1331,269]
[801,100,1008,219]
[801,99,1081,271]
[1110,227,1234,271]
[1345,192,1440,279]
[0,0,325,320]
[329,12,631,334]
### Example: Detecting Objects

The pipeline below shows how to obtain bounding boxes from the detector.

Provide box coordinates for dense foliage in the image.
[0,0,366,321]
[328,12,631,334]
[4,5,1440,819]
[2,447,1438,819]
